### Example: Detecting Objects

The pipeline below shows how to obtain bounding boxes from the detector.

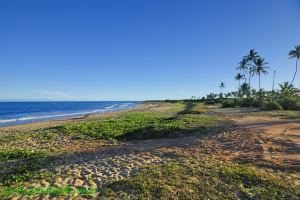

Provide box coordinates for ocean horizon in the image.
[0,101,138,127]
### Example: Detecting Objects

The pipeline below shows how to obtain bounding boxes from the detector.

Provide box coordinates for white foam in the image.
[0,118,18,123]
[0,103,137,125]
[104,104,117,109]
[0,109,105,124]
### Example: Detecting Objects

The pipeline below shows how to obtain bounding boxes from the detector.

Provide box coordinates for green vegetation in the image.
[62,111,221,140]
[0,148,50,162]
[192,46,300,111]
[102,157,298,199]
[3,155,295,199]
[250,110,300,119]
[0,159,52,186]
[0,186,97,197]
[261,101,283,111]
[289,44,300,85]
[0,102,298,198]
[183,103,209,114]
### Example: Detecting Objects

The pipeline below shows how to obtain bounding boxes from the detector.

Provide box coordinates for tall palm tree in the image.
[251,58,270,91]
[219,82,225,98]
[236,58,248,83]
[244,49,259,86]
[219,82,225,91]
[288,45,300,86]
[235,73,243,88]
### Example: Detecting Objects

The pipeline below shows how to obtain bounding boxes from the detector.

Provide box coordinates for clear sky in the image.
[1,0,300,101]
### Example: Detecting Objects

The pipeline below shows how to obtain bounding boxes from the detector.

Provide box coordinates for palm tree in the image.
[236,58,248,83]
[272,70,276,91]
[251,58,270,91]
[219,82,225,91]
[240,82,250,97]
[244,49,259,61]
[288,45,300,86]
[235,73,243,88]
[244,49,259,86]
[279,81,291,93]
[278,81,300,97]
[219,82,225,98]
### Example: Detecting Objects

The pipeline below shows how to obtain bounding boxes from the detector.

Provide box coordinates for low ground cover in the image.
[0,102,298,199]
[62,109,221,140]
[1,155,297,199]
[102,156,298,199]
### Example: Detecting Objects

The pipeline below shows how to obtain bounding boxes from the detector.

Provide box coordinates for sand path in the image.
[26,136,201,191]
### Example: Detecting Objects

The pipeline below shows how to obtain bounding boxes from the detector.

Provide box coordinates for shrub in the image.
[278,97,300,110]
[237,97,263,108]
[221,99,236,108]
[261,101,283,111]
[204,100,216,105]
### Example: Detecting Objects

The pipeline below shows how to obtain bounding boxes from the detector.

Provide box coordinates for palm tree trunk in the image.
[272,70,275,91]
[259,74,261,91]
[248,72,251,87]
[291,58,298,86]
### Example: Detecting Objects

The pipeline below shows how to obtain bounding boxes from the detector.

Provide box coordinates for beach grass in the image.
[62,111,221,140]
[0,148,50,162]
[0,159,52,186]
[249,110,300,119]
[0,186,97,197]
[103,156,298,199]
[1,156,296,199]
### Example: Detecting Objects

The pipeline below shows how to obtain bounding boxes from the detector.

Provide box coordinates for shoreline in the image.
[0,102,145,131]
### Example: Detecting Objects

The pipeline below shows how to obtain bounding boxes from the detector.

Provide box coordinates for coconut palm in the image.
[219,82,225,91]
[219,82,225,98]
[288,45,300,86]
[235,73,243,88]
[244,49,259,61]
[236,58,248,83]
[251,58,270,91]
[278,81,300,97]
[240,82,250,97]
[279,81,291,93]
[244,49,259,86]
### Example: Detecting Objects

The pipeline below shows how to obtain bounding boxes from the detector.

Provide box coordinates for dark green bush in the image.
[278,97,300,110]
[261,101,283,111]
[237,97,260,107]
[221,99,236,108]
[204,100,216,105]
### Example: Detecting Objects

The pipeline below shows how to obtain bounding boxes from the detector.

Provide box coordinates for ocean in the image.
[0,101,138,127]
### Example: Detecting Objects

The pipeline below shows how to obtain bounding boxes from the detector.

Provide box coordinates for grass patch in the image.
[250,110,300,119]
[102,157,299,199]
[178,103,209,114]
[0,160,52,186]
[0,148,50,162]
[0,186,97,198]
[62,112,221,140]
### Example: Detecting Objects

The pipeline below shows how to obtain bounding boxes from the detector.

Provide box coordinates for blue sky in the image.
[1,0,300,101]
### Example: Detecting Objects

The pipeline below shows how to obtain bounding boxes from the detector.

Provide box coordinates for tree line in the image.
[201,44,300,110]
